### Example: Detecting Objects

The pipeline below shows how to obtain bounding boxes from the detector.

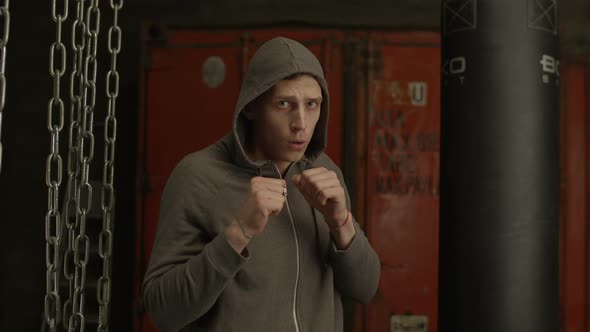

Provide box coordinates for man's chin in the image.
[281,151,306,163]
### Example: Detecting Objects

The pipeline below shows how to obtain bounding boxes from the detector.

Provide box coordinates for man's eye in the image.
[278,101,289,108]
[307,101,319,108]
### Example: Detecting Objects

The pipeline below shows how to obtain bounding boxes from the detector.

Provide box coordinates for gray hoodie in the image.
[142,37,381,332]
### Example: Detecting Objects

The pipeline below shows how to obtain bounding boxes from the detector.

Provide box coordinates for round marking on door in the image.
[202,56,226,88]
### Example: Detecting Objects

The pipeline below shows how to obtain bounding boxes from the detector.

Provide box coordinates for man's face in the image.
[248,74,322,169]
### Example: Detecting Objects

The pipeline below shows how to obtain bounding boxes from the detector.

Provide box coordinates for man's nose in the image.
[291,105,306,131]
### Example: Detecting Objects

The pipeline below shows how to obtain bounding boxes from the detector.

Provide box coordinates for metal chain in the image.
[63,0,86,330]
[97,1,123,330]
[0,0,10,173]
[69,0,100,331]
[45,0,68,330]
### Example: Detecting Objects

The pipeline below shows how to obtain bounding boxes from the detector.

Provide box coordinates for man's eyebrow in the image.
[307,97,323,102]
[272,95,323,101]
[272,95,297,100]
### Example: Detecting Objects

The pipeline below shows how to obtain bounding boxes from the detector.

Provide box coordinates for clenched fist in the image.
[291,167,348,228]
[237,176,286,237]
[226,177,286,253]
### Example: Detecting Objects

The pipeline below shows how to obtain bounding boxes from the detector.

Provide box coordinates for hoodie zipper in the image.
[271,162,301,332]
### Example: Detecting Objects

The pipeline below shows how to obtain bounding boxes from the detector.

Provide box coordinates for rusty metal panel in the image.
[134,28,346,332]
[561,63,588,332]
[363,32,440,332]
[390,315,428,332]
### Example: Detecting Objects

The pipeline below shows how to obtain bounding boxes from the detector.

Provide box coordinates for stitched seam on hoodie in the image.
[283,40,300,72]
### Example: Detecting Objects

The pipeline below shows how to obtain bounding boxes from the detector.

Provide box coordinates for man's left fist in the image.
[291,167,348,227]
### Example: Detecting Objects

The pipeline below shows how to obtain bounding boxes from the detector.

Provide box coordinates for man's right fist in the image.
[235,176,286,238]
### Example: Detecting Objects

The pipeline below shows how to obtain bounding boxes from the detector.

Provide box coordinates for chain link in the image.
[68,0,101,330]
[97,2,122,330]
[0,0,10,173]
[45,0,68,330]
[65,0,86,331]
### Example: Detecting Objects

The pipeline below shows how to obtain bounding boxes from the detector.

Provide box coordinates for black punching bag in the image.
[439,1,560,331]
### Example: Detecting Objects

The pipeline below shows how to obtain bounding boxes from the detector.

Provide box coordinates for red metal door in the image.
[134,28,345,332]
[361,32,441,332]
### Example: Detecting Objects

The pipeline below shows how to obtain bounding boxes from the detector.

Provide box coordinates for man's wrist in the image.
[328,209,349,228]
[236,217,253,240]
[224,221,251,255]
[329,209,356,250]
[328,209,350,231]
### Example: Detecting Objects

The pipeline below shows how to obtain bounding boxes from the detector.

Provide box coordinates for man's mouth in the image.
[288,140,306,151]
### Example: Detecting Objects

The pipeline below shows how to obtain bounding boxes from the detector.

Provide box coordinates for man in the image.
[143,36,381,332]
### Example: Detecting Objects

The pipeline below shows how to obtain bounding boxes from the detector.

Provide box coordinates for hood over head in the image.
[232,36,329,170]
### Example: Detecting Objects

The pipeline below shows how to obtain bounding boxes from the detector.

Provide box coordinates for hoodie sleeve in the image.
[326,163,381,304]
[142,159,248,331]
[328,215,381,303]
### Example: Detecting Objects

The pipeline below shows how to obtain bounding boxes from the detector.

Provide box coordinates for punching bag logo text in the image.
[540,54,559,85]
[442,56,466,86]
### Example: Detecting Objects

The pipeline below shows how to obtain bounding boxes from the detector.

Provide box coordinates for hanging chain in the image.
[45,0,68,330]
[0,0,10,174]
[69,0,100,331]
[63,0,86,329]
[97,1,122,331]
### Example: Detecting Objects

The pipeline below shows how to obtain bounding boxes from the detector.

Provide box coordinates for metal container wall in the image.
[359,32,441,332]
[561,64,589,332]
